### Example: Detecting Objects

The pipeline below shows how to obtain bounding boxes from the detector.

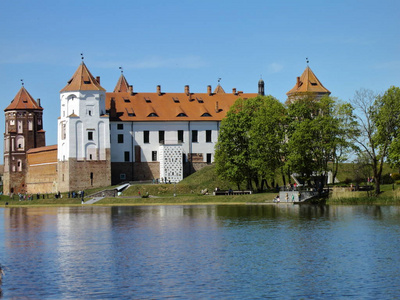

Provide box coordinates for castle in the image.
[3,62,329,195]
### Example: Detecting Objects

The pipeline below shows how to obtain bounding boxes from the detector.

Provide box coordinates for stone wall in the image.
[133,162,160,181]
[26,147,58,194]
[58,149,111,192]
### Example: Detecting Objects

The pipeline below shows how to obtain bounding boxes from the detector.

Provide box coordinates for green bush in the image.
[381,173,394,184]
[392,173,400,181]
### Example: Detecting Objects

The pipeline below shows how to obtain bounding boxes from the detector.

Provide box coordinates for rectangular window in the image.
[117,124,123,130]
[207,153,212,164]
[120,174,126,180]
[206,130,212,143]
[88,132,93,141]
[118,134,124,143]
[152,151,157,162]
[135,146,141,162]
[159,131,165,143]
[124,151,130,162]
[192,130,198,142]
[178,130,184,143]
[144,131,149,143]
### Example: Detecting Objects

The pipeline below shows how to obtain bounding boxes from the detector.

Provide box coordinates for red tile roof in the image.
[113,74,130,93]
[286,66,330,96]
[60,62,105,92]
[106,87,258,122]
[5,86,43,111]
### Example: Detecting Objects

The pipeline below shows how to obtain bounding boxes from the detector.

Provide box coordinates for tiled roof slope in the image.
[5,86,43,111]
[113,74,130,93]
[27,144,58,154]
[213,84,225,94]
[286,66,330,96]
[60,62,105,92]
[106,88,258,122]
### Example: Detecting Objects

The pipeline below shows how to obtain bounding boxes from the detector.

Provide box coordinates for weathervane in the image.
[218,78,221,84]
[20,79,24,86]
[306,57,309,64]
[119,66,124,74]
[80,53,84,61]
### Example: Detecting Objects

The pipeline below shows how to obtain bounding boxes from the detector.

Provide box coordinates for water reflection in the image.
[1,204,400,299]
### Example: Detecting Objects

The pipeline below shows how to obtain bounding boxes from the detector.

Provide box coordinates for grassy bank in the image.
[3,164,400,207]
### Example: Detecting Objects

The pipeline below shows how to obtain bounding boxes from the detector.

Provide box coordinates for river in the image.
[0,204,399,299]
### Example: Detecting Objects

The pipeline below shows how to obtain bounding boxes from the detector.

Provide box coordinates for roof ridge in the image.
[5,86,43,111]
[60,62,106,92]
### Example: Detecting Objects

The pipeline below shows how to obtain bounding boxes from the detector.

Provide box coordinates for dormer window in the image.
[201,112,212,117]
[144,97,151,103]
[124,98,130,103]
[173,97,180,103]
[177,113,187,117]
[148,113,158,117]
[84,80,91,84]
[197,97,204,103]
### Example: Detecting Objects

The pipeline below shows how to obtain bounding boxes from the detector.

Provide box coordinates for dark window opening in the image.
[178,130,184,143]
[192,130,198,142]
[124,98,130,102]
[201,112,212,117]
[144,97,151,103]
[152,151,157,161]
[206,130,212,143]
[90,172,93,186]
[144,131,149,143]
[177,113,187,117]
[148,113,158,117]
[159,131,165,143]
[173,97,180,103]
[88,132,93,141]
[197,97,204,103]
[117,124,123,130]
[207,153,212,164]
[118,134,124,143]
[124,151,130,162]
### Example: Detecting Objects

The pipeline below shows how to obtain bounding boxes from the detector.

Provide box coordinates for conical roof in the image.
[213,84,225,94]
[113,73,130,93]
[286,66,330,96]
[5,86,43,111]
[60,62,105,92]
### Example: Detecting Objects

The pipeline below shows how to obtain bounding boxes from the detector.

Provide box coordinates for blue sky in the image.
[0,0,399,159]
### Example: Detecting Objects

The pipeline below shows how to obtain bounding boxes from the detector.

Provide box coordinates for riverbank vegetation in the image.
[214,87,400,196]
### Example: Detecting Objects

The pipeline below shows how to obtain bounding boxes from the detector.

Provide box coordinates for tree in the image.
[214,96,286,191]
[351,87,400,195]
[285,95,355,187]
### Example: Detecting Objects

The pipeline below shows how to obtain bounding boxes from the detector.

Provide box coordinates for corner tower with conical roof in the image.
[57,62,111,192]
[286,66,330,102]
[3,86,45,194]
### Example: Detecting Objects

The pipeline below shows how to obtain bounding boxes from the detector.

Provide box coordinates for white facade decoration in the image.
[58,90,110,161]
[159,144,183,183]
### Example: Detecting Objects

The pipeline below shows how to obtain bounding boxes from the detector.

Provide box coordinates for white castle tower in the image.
[57,62,111,192]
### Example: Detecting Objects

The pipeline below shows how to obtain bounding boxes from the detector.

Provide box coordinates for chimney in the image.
[185,85,190,96]
[207,85,212,95]
[215,101,219,113]
[297,77,300,87]
[157,85,161,95]
[96,76,100,84]
[37,98,41,107]
[232,88,236,94]
[129,85,134,95]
